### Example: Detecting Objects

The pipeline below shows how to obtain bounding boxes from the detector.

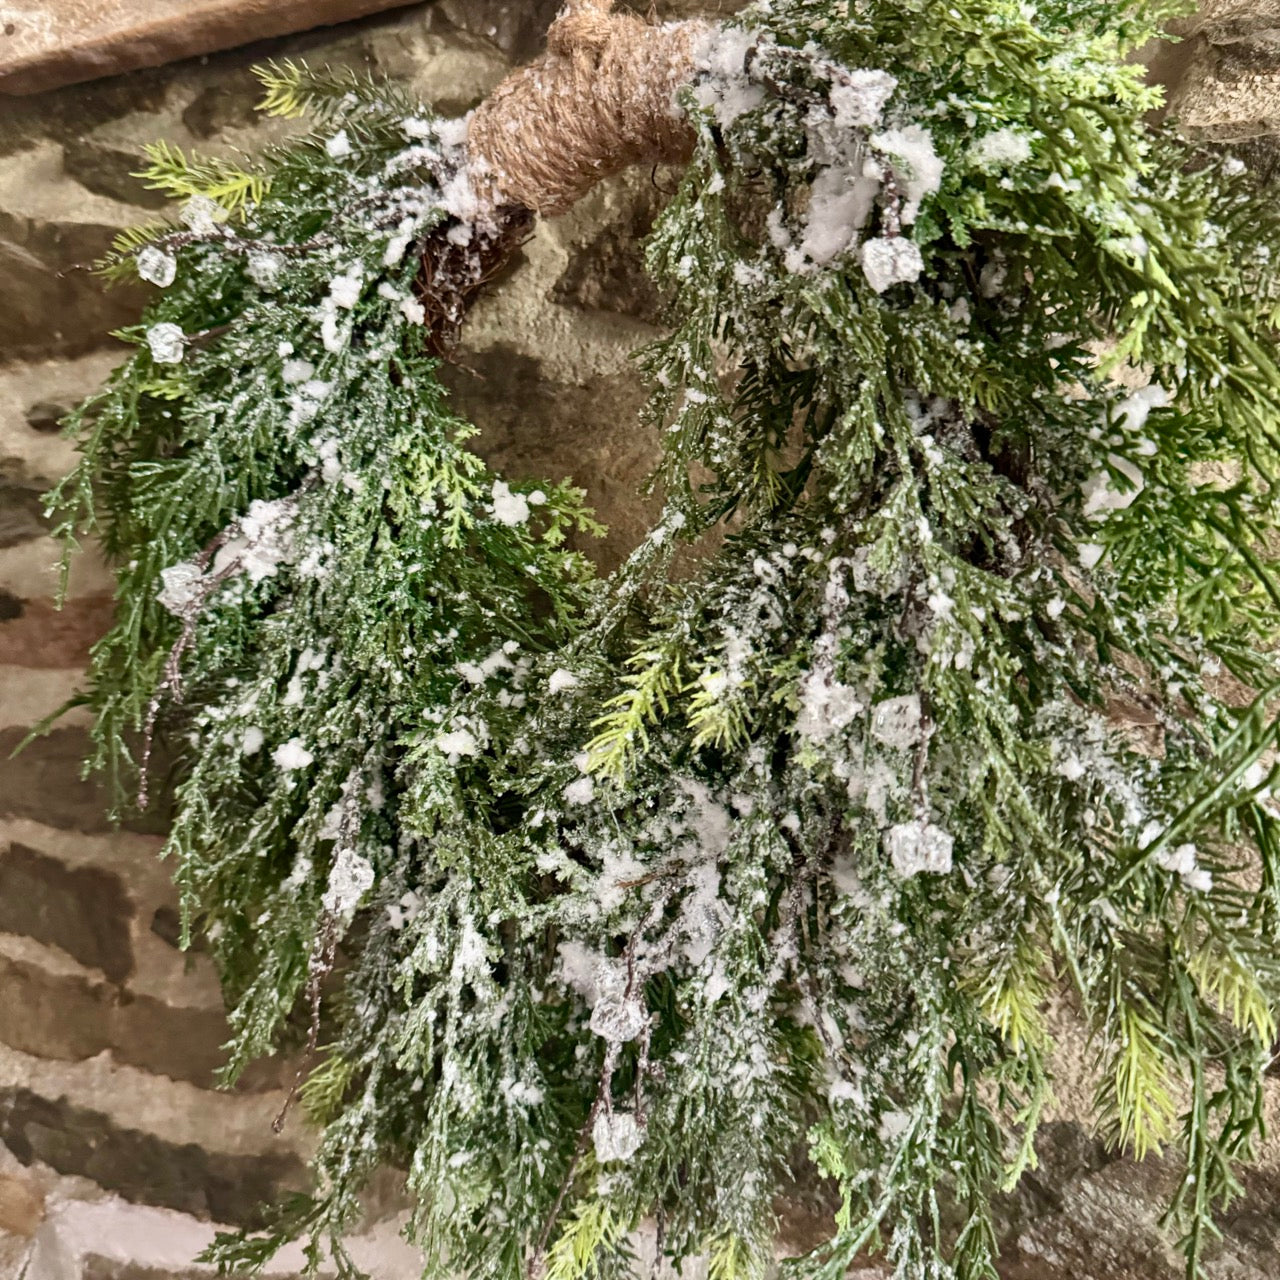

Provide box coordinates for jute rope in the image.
[466,0,707,217]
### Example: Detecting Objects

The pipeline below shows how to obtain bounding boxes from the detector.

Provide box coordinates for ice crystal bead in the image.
[870,694,922,751]
[156,561,203,615]
[180,194,222,234]
[136,245,176,288]
[884,819,953,877]
[589,996,648,1043]
[322,846,376,919]
[592,1109,644,1164]
[146,323,186,365]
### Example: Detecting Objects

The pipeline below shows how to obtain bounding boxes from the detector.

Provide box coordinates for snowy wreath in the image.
[47,1,1280,1277]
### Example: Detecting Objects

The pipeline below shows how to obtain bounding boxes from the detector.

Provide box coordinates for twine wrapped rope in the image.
[416,1,708,350]
[466,0,707,216]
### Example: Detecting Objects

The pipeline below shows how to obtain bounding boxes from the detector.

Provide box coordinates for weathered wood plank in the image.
[0,0,422,95]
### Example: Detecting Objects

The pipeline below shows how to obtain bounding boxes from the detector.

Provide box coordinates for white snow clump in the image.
[547,668,580,695]
[272,737,314,771]
[321,846,376,919]
[969,127,1033,172]
[1081,453,1145,520]
[489,479,531,527]
[869,125,944,222]
[210,496,298,583]
[436,727,480,762]
[861,236,924,293]
[830,69,898,129]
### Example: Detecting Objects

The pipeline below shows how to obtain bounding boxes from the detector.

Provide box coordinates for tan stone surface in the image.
[0,1168,44,1236]
[0,0,425,96]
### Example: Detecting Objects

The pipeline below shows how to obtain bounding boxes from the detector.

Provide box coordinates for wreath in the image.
[48,2,1280,1277]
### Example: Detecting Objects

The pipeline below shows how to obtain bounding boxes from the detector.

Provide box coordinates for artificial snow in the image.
[861,236,924,293]
[326,129,353,159]
[322,846,376,919]
[563,775,595,806]
[878,1109,912,1143]
[869,125,943,223]
[146,323,185,365]
[241,726,265,756]
[1154,842,1196,876]
[547,668,580,695]
[136,245,177,287]
[1081,453,1144,519]
[692,26,767,127]
[436,727,480,762]
[456,647,514,686]
[799,165,880,267]
[272,737,314,771]
[830,69,897,129]
[211,496,298,582]
[489,479,531,527]
[1153,841,1213,892]
[556,939,618,1003]
[1077,542,1105,570]
[969,127,1033,172]
[247,250,284,291]
[593,1109,644,1163]
[884,819,954,877]
[282,358,315,385]
[329,266,364,311]
[1114,384,1169,436]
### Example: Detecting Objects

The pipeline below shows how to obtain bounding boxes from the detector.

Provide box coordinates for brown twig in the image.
[273,912,341,1134]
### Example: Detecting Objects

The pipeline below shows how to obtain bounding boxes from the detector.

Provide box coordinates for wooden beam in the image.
[0,0,424,96]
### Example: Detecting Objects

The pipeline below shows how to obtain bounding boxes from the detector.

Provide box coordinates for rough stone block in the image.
[0,1086,306,1225]
[0,595,115,669]
[440,348,660,573]
[0,1,425,97]
[0,842,133,981]
[0,945,286,1090]
[0,209,148,362]
[0,1168,44,1235]
[0,726,168,836]
[0,474,49,549]
[434,0,562,61]
[61,138,172,211]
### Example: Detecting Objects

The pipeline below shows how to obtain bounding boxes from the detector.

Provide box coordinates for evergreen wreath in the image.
[46,0,1280,1276]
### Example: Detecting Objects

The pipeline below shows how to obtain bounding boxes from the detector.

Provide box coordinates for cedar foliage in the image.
[48,1,1280,1276]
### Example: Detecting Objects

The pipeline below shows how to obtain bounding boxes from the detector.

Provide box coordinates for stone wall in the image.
[1,3,1279,1276]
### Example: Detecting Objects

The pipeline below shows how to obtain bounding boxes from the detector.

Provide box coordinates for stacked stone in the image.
[0,1,1278,1276]
[1145,1,1280,174]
